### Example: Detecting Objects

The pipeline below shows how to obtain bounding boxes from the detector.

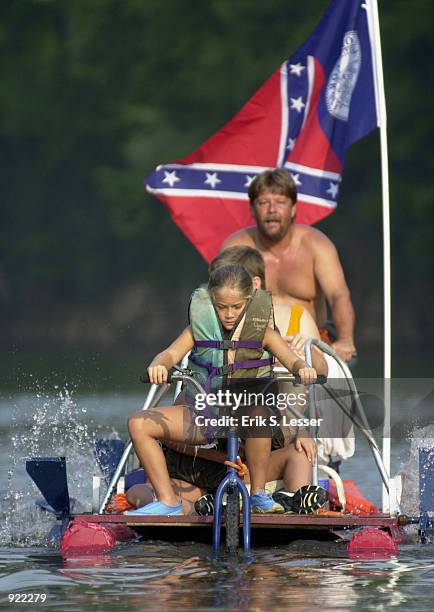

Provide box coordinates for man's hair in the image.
[210,246,266,288]
[248,168,297,205]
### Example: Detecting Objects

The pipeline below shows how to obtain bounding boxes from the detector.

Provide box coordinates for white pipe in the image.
[304,338,318,485]
[318,464,346,512]
[366,0,391,513]
[173,352,190,401]
[308,339,393,496]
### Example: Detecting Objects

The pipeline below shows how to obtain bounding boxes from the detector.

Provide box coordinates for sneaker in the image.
[126,500,183,516]
[194,493,215,516]
[273,485,328,514]
[250,491,284,514]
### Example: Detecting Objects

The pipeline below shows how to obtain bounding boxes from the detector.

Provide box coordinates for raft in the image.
[59,509,405,555]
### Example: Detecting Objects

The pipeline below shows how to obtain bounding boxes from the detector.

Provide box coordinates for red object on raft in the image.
[329,480,380,515]
[347,527,398,558]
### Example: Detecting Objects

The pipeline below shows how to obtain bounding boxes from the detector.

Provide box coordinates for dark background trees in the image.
[0,0,432,375]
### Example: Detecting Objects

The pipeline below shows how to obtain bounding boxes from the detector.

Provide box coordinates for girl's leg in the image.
[128,405,207,506]
[244,437,272,494]
[240,404,274,494]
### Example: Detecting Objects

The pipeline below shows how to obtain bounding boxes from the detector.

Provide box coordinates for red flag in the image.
[146,0,378,262]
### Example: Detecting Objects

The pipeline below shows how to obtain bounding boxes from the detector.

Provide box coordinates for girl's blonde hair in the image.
[208,264,253,299]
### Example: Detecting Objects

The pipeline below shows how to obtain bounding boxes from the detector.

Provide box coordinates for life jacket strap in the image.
[189,354,233,379]
[230,357,273,372]
[195,339,262,350]
[189,353,273,391]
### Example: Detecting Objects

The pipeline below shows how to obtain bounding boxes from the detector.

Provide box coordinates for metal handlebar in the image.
[140,367,327,389]
[140,367,207,395]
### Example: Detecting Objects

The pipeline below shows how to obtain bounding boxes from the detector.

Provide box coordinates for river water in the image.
[0,354,433,611]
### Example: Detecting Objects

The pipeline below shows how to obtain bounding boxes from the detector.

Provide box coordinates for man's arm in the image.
[219,228,255,251]
[312,234,357,361]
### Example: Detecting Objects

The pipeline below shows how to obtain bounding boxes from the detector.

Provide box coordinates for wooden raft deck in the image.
[73,512,402,536]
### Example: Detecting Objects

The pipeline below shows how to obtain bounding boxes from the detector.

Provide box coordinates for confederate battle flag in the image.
[145,0,379,262]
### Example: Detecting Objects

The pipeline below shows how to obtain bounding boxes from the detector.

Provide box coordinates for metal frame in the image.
[212,434,251,552]
[304,338,396,509]
[97,339,399,550]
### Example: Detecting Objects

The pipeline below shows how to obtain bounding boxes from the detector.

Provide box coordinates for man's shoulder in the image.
[220,226,258,249]
[296,224,336,251]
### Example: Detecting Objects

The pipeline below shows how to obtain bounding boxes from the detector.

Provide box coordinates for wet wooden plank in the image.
[73,512,399,530]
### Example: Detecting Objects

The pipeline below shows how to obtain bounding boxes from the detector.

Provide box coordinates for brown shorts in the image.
[164,427,287,491]
[164,447,226,490]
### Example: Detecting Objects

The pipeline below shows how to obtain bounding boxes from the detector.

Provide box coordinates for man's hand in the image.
[332,338,357,362]
[295,434,317,463]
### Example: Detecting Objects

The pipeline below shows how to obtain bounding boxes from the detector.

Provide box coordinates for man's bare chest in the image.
[263,252,316,301]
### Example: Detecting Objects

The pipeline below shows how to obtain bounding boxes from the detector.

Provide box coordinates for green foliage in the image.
[0,0,432,354]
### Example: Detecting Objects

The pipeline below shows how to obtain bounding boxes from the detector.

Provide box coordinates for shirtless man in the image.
[220,169,357,361]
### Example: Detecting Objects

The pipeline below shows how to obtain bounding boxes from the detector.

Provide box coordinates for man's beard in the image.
[258,218,290,241]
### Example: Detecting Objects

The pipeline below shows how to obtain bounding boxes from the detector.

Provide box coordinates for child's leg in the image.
[265,444,312,491]
[128,405,207,506]
[239,402,276,495]
[244,437,272,494]
[266,444,328,514]
[126,479,205,515]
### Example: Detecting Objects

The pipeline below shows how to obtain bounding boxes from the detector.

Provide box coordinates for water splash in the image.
[0,386,120,547]
[399,425,434,517]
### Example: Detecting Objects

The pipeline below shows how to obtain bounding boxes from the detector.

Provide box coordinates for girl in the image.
[127,264,319,515]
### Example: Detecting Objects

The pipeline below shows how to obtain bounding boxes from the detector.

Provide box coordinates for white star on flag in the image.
[204,172,221,189]
[326,182,339,198]
[290,173,302,187]
[244,175,255,187]
[290,96,305,113]
[289,63,305,76]
[162,170,180,187]
[286,137,296,151]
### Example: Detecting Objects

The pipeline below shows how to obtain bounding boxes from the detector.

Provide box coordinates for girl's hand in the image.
[147,364,169,384]
[297,366,317,384]
[292,359,317,384]
[295,434,317,463]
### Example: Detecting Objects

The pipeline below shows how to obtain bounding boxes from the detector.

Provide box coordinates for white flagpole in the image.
[366,0,392,512]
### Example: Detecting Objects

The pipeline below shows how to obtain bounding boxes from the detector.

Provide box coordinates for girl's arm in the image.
[148,326,194,384]
[286,339,328,376]
[263,327,317,384]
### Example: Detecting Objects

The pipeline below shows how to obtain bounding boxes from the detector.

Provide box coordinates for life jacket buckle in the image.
[214,364,233,376]
[224,340,238,350]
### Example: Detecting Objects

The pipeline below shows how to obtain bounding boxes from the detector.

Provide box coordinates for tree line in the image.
[0,0,432,370]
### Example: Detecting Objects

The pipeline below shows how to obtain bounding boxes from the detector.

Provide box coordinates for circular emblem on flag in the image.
[326,31,361,122]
